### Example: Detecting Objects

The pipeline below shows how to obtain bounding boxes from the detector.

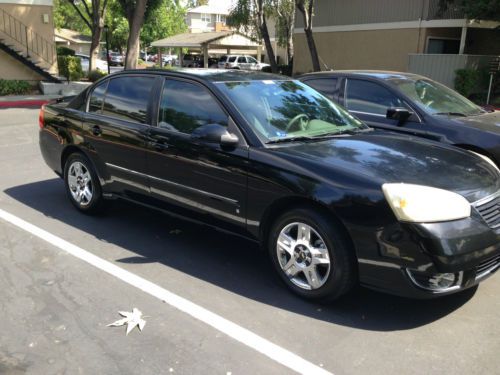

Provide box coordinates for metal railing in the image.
[0,7,56,68]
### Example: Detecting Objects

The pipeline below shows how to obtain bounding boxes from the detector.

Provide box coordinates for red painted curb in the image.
[0,100,50,108]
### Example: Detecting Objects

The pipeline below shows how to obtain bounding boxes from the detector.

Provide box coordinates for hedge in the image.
[0,79,32,95]
[56,46,76,56]
[58,56,83,82]
[88,69,107,82]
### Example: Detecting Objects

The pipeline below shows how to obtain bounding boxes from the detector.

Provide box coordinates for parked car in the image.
[181,54,202,68]
[299,71,500,167]
[75,54,107,72]
[39,69,500,301]
[218,55,270,71]
[108,52,124,66]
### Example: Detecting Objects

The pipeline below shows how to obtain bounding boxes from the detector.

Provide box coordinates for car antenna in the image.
[318,55,333,71]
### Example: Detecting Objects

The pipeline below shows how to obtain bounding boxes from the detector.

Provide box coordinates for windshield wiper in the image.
[266,136,315,144]
[313,128,368,138]
[434,112,467,117]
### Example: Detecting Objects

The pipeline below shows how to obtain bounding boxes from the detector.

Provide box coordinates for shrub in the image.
[58,56,83,82]
[56,46,75,56]
[455,68,481,98]
[0,79,32,95]
[88,69,107,82]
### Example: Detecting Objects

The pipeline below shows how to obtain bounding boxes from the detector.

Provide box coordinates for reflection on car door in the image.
[343,78,421,129]
[146,78,249,233]
[83,75,157,195]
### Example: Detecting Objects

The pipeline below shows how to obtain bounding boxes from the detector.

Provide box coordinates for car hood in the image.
[272,131,500,203]
[447,110,500,134]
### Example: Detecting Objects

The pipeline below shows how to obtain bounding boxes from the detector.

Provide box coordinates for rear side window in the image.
[304,78,338,101]
[345,79,405,115]
[158,79,228,134]
[102,76,155,124]
[88,80,108,113]
[228,56,237,62]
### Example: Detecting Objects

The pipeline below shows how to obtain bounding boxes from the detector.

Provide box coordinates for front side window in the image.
[102,76,155,124]
[304,78,338,101]
[390,78,484,116]
[247,56,258,64]
[88,80,108,113]
[159,79,228,134]
[216,80,366,143]
[346,79,405,115]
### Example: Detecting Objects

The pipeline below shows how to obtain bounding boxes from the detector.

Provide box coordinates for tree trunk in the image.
[297,0,320,72]
[125,0,147,70]
[89,27,102,73]
[261,16,278,73]
[287,10,295,67]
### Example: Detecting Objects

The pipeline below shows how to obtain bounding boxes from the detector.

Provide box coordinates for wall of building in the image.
[293,28,426,74]
[0,48,45,81]
[0,2,57,75]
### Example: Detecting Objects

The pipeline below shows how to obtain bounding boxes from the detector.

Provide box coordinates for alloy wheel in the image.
[67,161,93,206]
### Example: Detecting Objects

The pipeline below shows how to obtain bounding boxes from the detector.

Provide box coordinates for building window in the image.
[426,38,460,54]
[216,14,226,23]
[201,13,211,23]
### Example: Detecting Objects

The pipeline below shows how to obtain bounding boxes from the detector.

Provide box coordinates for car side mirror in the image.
[386,107,412,126]
[191,124,239,148]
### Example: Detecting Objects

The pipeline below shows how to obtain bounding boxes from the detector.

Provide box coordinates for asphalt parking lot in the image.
[0,107,499,375]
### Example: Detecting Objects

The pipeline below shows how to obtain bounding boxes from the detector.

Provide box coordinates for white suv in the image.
[218,55,269,71]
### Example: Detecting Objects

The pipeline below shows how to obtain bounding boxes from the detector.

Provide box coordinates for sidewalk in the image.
[0,94,63,109]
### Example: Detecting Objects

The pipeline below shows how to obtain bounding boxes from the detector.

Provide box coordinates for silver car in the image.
[218,55,269,71]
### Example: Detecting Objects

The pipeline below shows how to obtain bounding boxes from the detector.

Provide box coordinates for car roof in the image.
[113,68,289,83]
[300,70,425,81]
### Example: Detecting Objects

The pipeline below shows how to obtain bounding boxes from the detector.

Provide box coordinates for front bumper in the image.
[357,211,500,298]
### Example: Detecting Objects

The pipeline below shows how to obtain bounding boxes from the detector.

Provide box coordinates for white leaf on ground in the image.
[107,308,146,335]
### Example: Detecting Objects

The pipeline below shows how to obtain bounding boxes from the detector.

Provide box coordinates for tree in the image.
[140,0,187,48]
[439,0,500,22]
[187,0,208,6]
[228,0,278,73]
[65,0,110,72]
[273,0,295,66]
[295,0,320,72]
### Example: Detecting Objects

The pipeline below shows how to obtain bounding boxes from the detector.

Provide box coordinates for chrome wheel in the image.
[67,161,93,206]
[276,222,331,290]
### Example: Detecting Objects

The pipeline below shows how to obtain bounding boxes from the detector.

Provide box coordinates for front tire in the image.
[268,207,356,302]
[64,153,104,214]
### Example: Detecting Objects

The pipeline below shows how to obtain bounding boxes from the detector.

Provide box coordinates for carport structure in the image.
[151,31,263,68]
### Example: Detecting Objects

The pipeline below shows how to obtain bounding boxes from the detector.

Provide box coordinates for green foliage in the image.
[439,0,500,22]
[56,46,76,56]
[0,80,32,95]
[455,69,479,97]
[228,0,260,40]
[58,56,84,82]
[88,69,108,82]
[53,0,90,33]
[140,0,188,47]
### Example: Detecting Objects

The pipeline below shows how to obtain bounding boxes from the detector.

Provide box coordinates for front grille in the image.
[476,254,500,279]
[475,194,500,229]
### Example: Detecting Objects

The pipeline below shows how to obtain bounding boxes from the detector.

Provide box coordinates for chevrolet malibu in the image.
[39,69,500,301]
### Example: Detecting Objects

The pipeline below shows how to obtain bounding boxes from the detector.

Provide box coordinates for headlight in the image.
[382,183,471,222]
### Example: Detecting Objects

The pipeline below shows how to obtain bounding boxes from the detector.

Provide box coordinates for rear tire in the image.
[64,153,104,214]
[268,207,357,302]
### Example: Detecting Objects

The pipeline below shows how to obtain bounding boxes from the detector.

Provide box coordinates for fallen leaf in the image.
[107,308,147,335]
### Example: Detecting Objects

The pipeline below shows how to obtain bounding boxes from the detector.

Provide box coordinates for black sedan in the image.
[299,71,500,167]
[39,69,500,301]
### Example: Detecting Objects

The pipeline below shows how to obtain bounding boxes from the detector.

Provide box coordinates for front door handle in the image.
[91,125,102,136]
[148,140,169,151]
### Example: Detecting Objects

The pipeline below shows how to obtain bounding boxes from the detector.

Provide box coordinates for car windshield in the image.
[391,78,484,116]
[216,80,367,143]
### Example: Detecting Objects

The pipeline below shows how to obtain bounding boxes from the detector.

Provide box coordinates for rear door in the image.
[237,56,250,70]
[146,78,249,233]
[82,75,158,195]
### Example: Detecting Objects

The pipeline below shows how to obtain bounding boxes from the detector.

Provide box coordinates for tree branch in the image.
[81,0,93,19]
[66,0,92,30]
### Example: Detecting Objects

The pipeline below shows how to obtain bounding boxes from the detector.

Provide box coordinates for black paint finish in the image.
[39,69,500,298]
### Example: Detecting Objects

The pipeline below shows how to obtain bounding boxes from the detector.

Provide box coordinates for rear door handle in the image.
[91,125,102,136]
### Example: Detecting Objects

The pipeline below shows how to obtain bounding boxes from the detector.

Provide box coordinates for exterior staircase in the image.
[0,8,60,82]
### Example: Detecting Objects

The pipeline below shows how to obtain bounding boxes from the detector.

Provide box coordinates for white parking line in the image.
[0,208,332,375]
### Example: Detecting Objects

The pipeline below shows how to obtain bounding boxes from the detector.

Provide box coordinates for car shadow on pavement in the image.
[4,178,478,332]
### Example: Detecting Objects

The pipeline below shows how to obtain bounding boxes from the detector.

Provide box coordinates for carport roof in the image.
[151,31,260,49]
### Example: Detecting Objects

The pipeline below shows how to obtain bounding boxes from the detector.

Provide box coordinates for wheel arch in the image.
[258,196,357,259]
[61,145,105,186]
[454,144,498,166]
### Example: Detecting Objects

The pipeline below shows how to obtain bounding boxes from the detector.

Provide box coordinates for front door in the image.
[146,78,249,233]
